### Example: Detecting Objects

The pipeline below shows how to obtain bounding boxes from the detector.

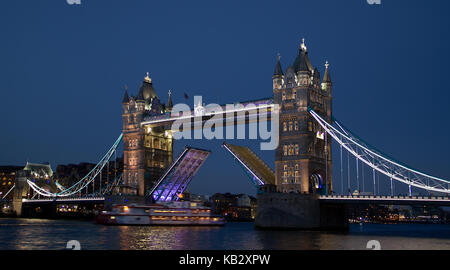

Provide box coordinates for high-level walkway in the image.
[223,142,275,186]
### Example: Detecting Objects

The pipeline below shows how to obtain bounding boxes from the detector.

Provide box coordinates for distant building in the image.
[22,162,57,195]
[0,166,23,199]
[55,162,95,188]
[55,157,123,192]
[23,162,53,179]
[210,193,257,221]
[190,193,210,205]
[236,194,251,207]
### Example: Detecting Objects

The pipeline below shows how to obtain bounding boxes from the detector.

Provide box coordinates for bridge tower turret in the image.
[122,83,146,196]
[121,73,174,197]
[322,61,333,120]
[272,54,284,90]
[321,61,333,193]
[273,39,332,195]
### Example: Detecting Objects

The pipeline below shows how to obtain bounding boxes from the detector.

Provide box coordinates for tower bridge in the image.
[8,39,450,229]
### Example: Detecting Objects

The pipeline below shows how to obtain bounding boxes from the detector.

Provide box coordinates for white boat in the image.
[96,201,225,226]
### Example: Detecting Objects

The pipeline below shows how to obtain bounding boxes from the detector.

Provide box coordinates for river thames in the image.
[0,218,450,250]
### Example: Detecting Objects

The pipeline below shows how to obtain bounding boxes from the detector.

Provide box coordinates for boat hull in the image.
[96,213,225,226]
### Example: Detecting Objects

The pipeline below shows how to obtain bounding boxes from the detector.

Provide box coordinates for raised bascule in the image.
[9,38,450,229]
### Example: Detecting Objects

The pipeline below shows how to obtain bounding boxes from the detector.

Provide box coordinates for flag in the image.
[184,92,189,99]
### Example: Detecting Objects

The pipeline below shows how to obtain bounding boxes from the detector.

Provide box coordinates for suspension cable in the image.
[309,108,450,194]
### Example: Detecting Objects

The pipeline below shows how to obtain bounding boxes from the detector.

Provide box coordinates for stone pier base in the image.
[255,192,348,230]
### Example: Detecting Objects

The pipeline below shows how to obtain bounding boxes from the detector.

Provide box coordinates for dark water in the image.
[1,218,450,250]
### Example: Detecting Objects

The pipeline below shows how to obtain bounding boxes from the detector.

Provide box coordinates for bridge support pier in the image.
[255,192,348,230]
[12,171,27,217]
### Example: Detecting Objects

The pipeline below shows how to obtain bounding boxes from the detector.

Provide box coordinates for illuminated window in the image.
[289,121,293,131]
[283,122,287,132]
[153,139,160,149]
[295,144,299,155]
[283,165,287,171]
[294,121,298,131]
[316,131,324,140]
[288,145,294,155]
[283,145,287,156]
[293,89,297,99]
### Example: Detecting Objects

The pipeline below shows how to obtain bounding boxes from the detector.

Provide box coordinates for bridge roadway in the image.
[319,195,450,206]
[21,195,450,206]
[22,197,105,204]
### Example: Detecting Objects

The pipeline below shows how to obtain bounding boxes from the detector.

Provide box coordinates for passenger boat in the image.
[95,201,225,226]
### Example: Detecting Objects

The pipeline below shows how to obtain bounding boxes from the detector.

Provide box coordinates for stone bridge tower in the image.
[273,39,333,195]
[122,74,173,196]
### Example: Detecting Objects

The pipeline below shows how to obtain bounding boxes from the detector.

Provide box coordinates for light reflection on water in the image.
[1,218,450,250]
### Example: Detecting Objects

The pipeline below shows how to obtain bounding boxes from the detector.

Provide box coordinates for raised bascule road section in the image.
[149,147,211,202]
[222,142,275,187]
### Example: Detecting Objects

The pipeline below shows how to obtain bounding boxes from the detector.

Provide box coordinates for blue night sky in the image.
[0,0,449,196]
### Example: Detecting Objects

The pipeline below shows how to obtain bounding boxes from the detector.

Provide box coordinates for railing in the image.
[26,133,123,198]
[22,197,105,203]
[320,195,450,201]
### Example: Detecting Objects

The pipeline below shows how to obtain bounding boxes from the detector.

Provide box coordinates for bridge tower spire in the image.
[273,39,332,195]
[273,53,284,90]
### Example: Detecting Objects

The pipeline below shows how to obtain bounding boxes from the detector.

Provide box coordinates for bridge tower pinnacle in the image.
[273,40,333,195]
